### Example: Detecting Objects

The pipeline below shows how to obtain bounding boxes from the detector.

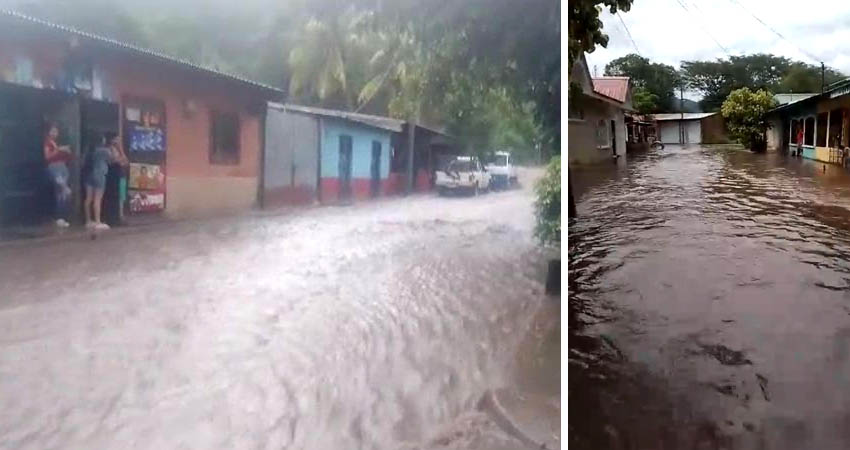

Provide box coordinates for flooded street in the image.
[569,145,850,449]
[0,168,558,450]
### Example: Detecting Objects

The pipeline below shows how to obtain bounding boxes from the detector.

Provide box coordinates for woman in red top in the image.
[44,123,73,227]
[796,126,805,157]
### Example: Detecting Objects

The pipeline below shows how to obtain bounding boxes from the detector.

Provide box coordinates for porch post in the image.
[406,122,415,195]
[827,110,831,147]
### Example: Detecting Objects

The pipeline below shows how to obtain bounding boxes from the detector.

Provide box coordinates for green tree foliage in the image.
[778,62,845,93]
[604,53,679,112]
[720,87,777,151]
[681,54,845,111]
[534,156,560,246]
[631,87,660,114]
[568,0,633,72]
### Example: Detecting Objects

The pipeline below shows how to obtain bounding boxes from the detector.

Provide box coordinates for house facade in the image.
[0,11,282,226]
[652,112,730,145]
[568,55,632,166]
[767,83,850,165]
[263,104,402,205]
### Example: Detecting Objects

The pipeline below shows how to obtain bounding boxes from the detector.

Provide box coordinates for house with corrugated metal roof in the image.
[0,10,284,226]
[568,54,633,165]
[766,81,850,165]
[650,112,730,145]
[262,103,456,206]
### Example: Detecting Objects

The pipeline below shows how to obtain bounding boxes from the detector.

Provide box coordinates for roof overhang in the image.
[274,103,405,133]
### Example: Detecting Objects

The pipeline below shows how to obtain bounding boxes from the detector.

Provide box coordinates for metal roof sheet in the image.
[592,77,630,103]
[276,103,405,132]
[0,9,284,97]
[652,112,717,121]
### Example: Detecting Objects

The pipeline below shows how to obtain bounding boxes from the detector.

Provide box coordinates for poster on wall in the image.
[128,124,165,152]
[123,97,166,214]
[128,190,165,213]
[129,163,165,191]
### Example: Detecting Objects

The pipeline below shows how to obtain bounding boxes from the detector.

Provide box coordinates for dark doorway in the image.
[370,141,381,197]
[611,120,617,157]
[81,99,120,225]
[338,135,352,202]
[0,83,73,226]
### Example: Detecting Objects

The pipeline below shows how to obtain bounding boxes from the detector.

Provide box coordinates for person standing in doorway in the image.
[83,134,116,230]
[106,132,129,225]
[43,123,72,228]
[796,126,805,157]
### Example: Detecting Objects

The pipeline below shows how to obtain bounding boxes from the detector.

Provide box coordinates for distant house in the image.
[651,112,730,145]
[568,54,633,165]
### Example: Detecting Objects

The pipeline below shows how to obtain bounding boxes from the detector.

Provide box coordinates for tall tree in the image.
[682,54,846,111]
[604,53,679,112]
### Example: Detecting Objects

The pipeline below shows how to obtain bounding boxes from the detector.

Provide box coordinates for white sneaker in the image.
[55,219,70,228]
[95,222,110,230]
[86,221,96,229]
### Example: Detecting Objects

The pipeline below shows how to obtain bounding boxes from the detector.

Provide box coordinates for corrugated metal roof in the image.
[774,93,817,105]
[592,77,630,103]
[0,9,284,97]
[276,103,405,132]
[651,112,717,121]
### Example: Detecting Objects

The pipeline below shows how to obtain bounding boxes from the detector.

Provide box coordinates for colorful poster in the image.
[128,124,165,152]
[128,190,165,213]
[129,163,165,191]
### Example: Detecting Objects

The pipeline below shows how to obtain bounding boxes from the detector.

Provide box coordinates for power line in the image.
[725,0,824,65]
[616,11,641,56]
[671,0,732,57]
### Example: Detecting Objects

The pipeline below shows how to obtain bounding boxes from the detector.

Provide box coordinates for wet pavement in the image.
[0,168,558,450]
[569,145,850,449]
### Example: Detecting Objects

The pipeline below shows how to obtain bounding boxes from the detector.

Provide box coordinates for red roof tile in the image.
[592,77,630,103]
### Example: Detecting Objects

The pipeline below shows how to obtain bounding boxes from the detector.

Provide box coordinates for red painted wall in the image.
[321,177,400,204]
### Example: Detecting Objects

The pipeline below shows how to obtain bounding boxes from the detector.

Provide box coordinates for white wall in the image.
[766,117,783,151]
[686,120,702,144]
[659,122,679,143]
[659,120,702,144]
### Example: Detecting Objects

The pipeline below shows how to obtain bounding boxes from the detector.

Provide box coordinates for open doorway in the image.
[0,83,77,226]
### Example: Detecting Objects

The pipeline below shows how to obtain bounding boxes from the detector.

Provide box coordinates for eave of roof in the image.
[274,103,405,132]
[0,9,284,97]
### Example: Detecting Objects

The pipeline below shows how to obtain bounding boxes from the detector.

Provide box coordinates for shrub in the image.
[534,156,561,246]
[721,88,777,152]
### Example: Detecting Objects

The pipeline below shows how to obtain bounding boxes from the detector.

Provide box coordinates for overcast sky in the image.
[586,0,850,98]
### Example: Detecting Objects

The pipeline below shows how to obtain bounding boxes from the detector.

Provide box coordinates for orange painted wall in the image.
[100,55,262,180]
[1,38,264,180]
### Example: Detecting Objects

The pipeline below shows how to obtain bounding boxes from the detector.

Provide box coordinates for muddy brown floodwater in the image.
[0,167,558,450]
[569,145,850,450]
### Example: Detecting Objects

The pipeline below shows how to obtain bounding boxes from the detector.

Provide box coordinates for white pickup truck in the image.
[435,156,491,196]
[486,151,518,190]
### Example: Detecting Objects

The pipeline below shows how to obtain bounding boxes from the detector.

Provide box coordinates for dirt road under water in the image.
[569,146,850,449]
[0,168,558,450]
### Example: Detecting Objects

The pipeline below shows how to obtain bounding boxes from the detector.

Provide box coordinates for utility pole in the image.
[679,83,684,144]
[822,62,826,93]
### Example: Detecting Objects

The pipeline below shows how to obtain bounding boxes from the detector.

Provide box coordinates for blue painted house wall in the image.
[320,118,391,178]
[319,118,393,201]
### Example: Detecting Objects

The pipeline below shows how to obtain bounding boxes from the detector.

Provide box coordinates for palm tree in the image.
[288,8,377,110]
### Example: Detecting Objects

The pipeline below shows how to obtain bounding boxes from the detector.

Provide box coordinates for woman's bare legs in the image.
[93,189,104,224]
[84,185,93,225]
